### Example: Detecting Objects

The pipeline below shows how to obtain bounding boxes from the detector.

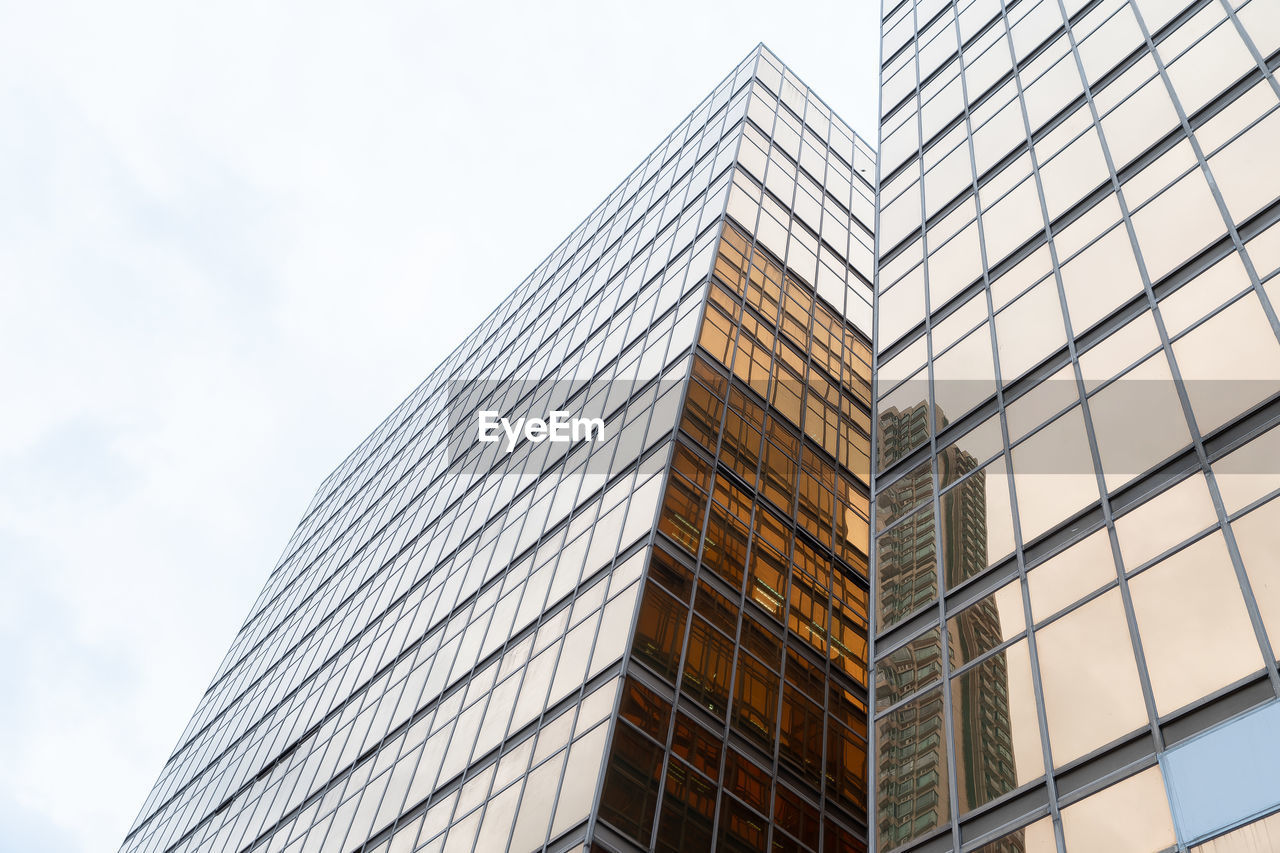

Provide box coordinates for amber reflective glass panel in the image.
[695,578,738,636]
[774,784,821,850]
[952,639,1044,813]
[827,720,869,817]
[876,504,938,628]
[748,537,788,620]
[790,541,832,653]
[655,759,715,853]
[704,490,750,590]
[762,416,800,513]
[631,581,688,683]
[597,722,663,845]
[682,375,726,453]
[659,471,707,556]
[875,687,950,851]
[1129,532,1264,716]
[723,387,765,486]
[671,709,722,780]
[779,682,825,787]
[619,677,672,741]
[942,456,1015,589]
[947,579,1025,668]
[1060,766,1176,853]
[1231,496,1280,653]
[733,648,780,752]
[1035,589,1147,766]
[649,545,693,603]
[718,792,769,852]
[971,817,1057,853]
[875,626,943,711]
[700,302,736,366]
[1027,528,1117,622]
[681,616,734,719]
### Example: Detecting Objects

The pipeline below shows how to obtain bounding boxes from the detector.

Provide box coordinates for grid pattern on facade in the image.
[120,45,881,853]
[120,49,759,853]
[871,0,1280,850]
[591,219,875,852]
[586,45,880,853]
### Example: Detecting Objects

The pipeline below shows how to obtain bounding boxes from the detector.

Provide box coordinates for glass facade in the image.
[121,7,1280,851]
[872,0,1280,850]
[119,46,877,853]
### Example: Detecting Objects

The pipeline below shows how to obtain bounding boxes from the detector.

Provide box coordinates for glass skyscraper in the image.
[122,6,1280,851]
[119,46,878,853]
[872,0,1280,851]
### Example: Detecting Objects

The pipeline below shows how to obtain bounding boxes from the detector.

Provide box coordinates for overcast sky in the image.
[0,3,878,851]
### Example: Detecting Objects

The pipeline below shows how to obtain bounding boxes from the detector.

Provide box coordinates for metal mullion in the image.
[1121,0,1280,696]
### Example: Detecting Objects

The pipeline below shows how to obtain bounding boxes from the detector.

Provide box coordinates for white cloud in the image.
[0,2,877,851]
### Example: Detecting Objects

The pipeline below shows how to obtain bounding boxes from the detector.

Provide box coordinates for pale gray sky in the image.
[0,3,878,850]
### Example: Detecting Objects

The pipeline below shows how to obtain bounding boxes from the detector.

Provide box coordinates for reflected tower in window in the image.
[872,0,1280,850]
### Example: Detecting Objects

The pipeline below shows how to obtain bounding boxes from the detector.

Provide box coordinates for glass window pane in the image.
[597,724,661,845]
[1089,351,1192,492]
[952,639,1045,813]
[876,626,943,711]
[948,579,1025,668]
[996,277,1068,382]
[942,455,1016,588]
[1060,766,1176,852]
[1036,589,1147,766]
[1213,423,1280,514]
[877,504,939,628]
[1166,701,1280,848]
[971,816,1057,852]
[933,323,997,429]
[1129,531,1264,715]
[1114,472,1217,569]
[1012,407,1100,542]
[1028,528,1117,622]
[875,687,950,849]
[1231,495,1280,652]
[1172,294,1280,436]
[1059,225,1144,335]
[1189,808,1280,852]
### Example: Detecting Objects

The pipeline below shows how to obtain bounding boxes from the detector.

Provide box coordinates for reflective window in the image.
[1172,294,1280,436]
[1228,496,1280,657]
[875,688,950,849]
[1036,589,1147,766]
[951,639,1045,813]
[1027,528,1117,622]
[1129,532,1264,716]
[1059,766,1177,852]
[1165,701,1280,847]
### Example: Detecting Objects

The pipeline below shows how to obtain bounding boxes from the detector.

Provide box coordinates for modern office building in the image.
[872,0,1280,851]
[121,4,1280,850]
[118,46,879,853]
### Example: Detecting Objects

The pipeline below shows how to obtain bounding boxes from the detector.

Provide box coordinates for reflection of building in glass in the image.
[119,45,879,853]
[871,0,1280,850]
[116,3,1280,849]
